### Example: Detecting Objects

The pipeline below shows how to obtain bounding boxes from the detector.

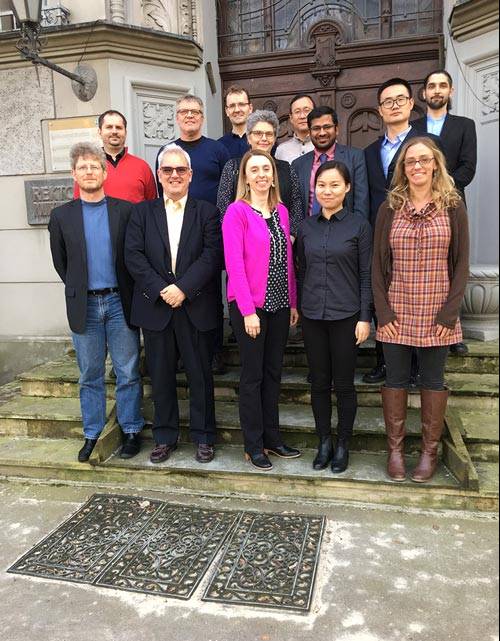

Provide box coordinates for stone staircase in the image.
[0,340,497,511]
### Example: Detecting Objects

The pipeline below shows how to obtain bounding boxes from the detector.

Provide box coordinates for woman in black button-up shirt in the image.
[297,161,372,473]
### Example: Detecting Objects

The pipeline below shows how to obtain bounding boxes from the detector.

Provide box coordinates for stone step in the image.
[144,401,427,452]
[0,436,496,512]
[0,395,423,453]
[0,396,115,439]
[453,409,499,463]
[18,357,499,411]
[222,339,499,374]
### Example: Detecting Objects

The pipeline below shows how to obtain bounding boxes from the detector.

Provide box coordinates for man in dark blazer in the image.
[412,69,477,356]
[412,69,477,200]
[363,78,441,383]
[125,143,222,465]
[48,142,144,462]
[292,105,369,220]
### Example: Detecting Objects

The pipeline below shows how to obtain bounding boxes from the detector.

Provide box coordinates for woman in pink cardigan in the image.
[223,149,301,470]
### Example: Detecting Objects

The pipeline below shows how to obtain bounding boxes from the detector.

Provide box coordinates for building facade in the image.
[0,0,497,383]
[0,0,222,382]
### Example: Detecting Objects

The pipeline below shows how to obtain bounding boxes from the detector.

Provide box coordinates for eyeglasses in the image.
[227,102,250,111]
[380,96,411,110]
[310,124,335,133]
[177,108,203,117]
[159,166,190,176]
[291,107,312,116]
[249,130,275,139]
[404,156,434,168]
[75,164,102,173]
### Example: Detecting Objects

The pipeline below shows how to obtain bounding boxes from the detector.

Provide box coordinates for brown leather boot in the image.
[381,387,408,481]
[411,388,449,483]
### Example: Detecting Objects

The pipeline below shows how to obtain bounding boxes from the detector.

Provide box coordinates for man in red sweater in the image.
[75,110,157,203]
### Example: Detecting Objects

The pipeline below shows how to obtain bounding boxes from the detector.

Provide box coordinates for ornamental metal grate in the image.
[217,0,442,56]
[8,494,326,612]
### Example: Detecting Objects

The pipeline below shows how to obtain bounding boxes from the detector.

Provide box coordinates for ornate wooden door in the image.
[217,0,443,147]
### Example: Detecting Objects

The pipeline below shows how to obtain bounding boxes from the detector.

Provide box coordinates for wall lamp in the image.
[11,0,97,101]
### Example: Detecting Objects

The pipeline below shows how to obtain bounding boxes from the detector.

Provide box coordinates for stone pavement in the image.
[0,480,498,641]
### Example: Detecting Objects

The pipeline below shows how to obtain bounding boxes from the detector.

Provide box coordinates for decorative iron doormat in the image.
[8,494,325,612]
[202,512,325,611]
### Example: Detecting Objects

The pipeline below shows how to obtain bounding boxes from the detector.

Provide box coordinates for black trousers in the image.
[302,314,359,441]
[383,343,449,390]
[214,272,224,354]
[143,307,216,446]
[230,303,290,455]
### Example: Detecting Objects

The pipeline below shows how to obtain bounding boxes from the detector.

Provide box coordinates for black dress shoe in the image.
[150,443,177,464]
[449,342,469,356]
[245,452,273,470]
[331,440,349,473]
[313,437,333,470]
[78,438,97,462]
[120,433,141,459]
[195,443,215,463]
[212,352,227,375]
[362,364,386,384]
[265,444,301,458]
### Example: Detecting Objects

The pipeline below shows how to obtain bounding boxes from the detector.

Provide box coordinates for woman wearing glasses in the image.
[222,149,301,470]
[372,137,469,483]
[217,110,304,237]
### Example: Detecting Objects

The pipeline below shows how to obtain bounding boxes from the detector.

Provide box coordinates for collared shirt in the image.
[218,131,250,160]
[380,125,412,178]
[105,147,126,168]
[81,197,118,290]
[164,194,187,274]
[275,135,314,164]
[308,145,336,216]
[426,115,446,137]
[297,207,372,321]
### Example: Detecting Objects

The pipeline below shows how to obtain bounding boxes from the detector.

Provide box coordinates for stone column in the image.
[110,0,126,24]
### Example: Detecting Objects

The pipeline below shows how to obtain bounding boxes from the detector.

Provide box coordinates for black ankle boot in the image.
[331,439,349,473]
[313,437,333,470]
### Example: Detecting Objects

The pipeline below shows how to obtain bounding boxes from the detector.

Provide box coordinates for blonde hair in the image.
[236,149,281,210]
[388,136,461,211]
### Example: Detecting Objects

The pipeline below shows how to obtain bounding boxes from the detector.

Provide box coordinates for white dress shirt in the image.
[164,194,187,274]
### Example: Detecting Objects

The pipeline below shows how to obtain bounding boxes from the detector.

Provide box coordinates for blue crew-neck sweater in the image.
[81,198,118,290]
[155,136,230,205]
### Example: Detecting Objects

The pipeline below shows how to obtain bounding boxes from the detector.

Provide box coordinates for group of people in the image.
[48,68,474,484]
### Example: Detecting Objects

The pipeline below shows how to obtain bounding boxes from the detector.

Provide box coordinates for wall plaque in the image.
[25,178,74,226]
[45,116,99,172]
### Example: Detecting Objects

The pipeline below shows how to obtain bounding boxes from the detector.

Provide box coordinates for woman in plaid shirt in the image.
[372,137,469,483]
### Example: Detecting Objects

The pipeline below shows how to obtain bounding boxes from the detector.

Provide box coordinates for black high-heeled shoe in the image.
[245,452,273,470]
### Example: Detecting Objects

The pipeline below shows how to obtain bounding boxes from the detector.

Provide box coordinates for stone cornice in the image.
[449,0,499,42]
[0,21,203,70]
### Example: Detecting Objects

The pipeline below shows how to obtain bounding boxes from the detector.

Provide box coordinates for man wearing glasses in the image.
[292,105,369,219]
[276,93,316,163]
[156,94,230,373]
[155,94,230,206]
[363,77,440,384]
[126,144,222,465]
[49,143,144,463]
[218,84,253,160]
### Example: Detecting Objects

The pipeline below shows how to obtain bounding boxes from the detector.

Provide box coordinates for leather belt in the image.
[88,287,120,296]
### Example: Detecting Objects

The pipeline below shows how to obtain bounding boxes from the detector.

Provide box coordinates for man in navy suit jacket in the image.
[292,106,369,220]
[125,143,222,465]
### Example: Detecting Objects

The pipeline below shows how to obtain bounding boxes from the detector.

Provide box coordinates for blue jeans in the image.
[72,292,143,439]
